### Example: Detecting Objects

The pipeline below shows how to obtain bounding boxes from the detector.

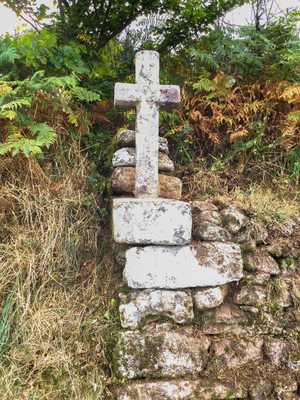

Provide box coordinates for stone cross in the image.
[114,51,180,198]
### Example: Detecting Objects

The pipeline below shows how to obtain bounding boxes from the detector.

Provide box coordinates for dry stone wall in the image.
[111,50,299,400]
[111,131,300,400]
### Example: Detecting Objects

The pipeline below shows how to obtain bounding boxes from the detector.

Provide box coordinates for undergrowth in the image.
[0,143,119,399]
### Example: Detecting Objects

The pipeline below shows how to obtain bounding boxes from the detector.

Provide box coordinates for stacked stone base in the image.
[111,130,300,399]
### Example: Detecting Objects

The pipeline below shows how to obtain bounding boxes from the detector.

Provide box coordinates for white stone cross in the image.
[114,50,180,198]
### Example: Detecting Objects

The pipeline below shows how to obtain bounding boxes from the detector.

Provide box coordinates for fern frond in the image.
[288,111,300,122]
[193,78,215,92]
[0,46,19,66]
[0,98,32,111]
[0,122,57,157]
[70,86,101,102]
[281,84,300,103]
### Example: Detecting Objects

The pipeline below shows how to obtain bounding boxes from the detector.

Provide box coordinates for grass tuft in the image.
[0,143,119,399]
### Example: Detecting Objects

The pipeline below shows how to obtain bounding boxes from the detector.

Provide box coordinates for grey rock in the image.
[124,242,243,289]
[116,129,169,153]
[112,167,182,200]
[264,339,289,366]
[113,198,192,245]
[112,147,175,172]
[116,380,247,400]
[201,303,247,335]
[212,337,263,368]
[114,323,210,379]
[234,285,267,307]
[249,381,273,400]
[244,272,271,286]
[194,286,228,311]
[193,222,232,242]
[191,200,218,213]
[244,250,280,275]
[221,206,248,233]
[119,290,194,329]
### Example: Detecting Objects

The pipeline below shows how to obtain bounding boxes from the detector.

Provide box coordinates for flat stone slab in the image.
[112,147,174,172]
[124,242,243,289]
[112,167,182,200]
[116,380,247,400]
[119,289,193,329]
[113,198,191,245]
[116,129,169,153]
[114,323,210,380]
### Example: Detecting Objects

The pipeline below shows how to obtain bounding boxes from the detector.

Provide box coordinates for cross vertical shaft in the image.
[114,50,180,199]
[135,51,159,198]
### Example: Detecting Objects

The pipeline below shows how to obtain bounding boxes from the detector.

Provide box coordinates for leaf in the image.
[70,86,101,102]
[287,111,300,122]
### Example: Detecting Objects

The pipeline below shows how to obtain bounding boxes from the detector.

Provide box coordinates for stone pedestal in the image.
[113,198,192,245]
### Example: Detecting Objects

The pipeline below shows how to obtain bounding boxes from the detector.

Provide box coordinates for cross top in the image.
[114,50,180,198]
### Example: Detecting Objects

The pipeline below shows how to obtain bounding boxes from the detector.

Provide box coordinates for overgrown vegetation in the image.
[0,0,300,397]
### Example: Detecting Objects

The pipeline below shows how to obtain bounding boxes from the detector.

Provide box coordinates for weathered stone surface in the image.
[249,381,273,400]
[194,286,228,310]
[114,323,210,379]
[112,167,182,200]
[244,272,271,285]
[201,303,247,334]
[274,377,298,397]
[191,200,218,213]
[234,285,267,306]
[124,242,243,289]
[113,242,130,268]
[251,224,268,244]
[221,206,248,233]
[119,290,194,329]
[244,250,280,275]
[193,222,231,242]
[114,51,180,198]
[116,129,169,154]
[113,198,191,245]
[212,337,263,368]
[112,148,175,172]
[264,339,289,366]
[116,380,247,400]
[275,280,293,308]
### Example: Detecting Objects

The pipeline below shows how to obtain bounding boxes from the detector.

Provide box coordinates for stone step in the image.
[124,242,243,289]
[112,167,182,200]
[116,129,169,154]
[119,289,193,329]
[113,198,192,245]
[116,379,247,399]
[112,147,174,172]
[114,323,210,380]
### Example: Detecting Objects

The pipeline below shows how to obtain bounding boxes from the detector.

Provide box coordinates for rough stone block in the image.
[116,129,169,153]
[221,206,248,233]
[194,286,228,310]
[124,242,243,289]
[119,289,194,329]
[114,323,210,379]
[212,337,263,368]
[244,250,280,275]
[112,167,182,200]
[264,338,289,366]
[112,147,174,172]
[234,285,267,306]
[113,198,191,245]
[193,222,232,242]
[200,303,247,335]
[116,380,247,400]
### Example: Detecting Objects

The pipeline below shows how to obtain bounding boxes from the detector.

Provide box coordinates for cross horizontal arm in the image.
[114,83,140,107]
[159,85,181,106]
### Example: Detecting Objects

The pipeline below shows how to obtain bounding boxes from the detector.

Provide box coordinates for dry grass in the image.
[0,144,119,399]
[182,165,300,227]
